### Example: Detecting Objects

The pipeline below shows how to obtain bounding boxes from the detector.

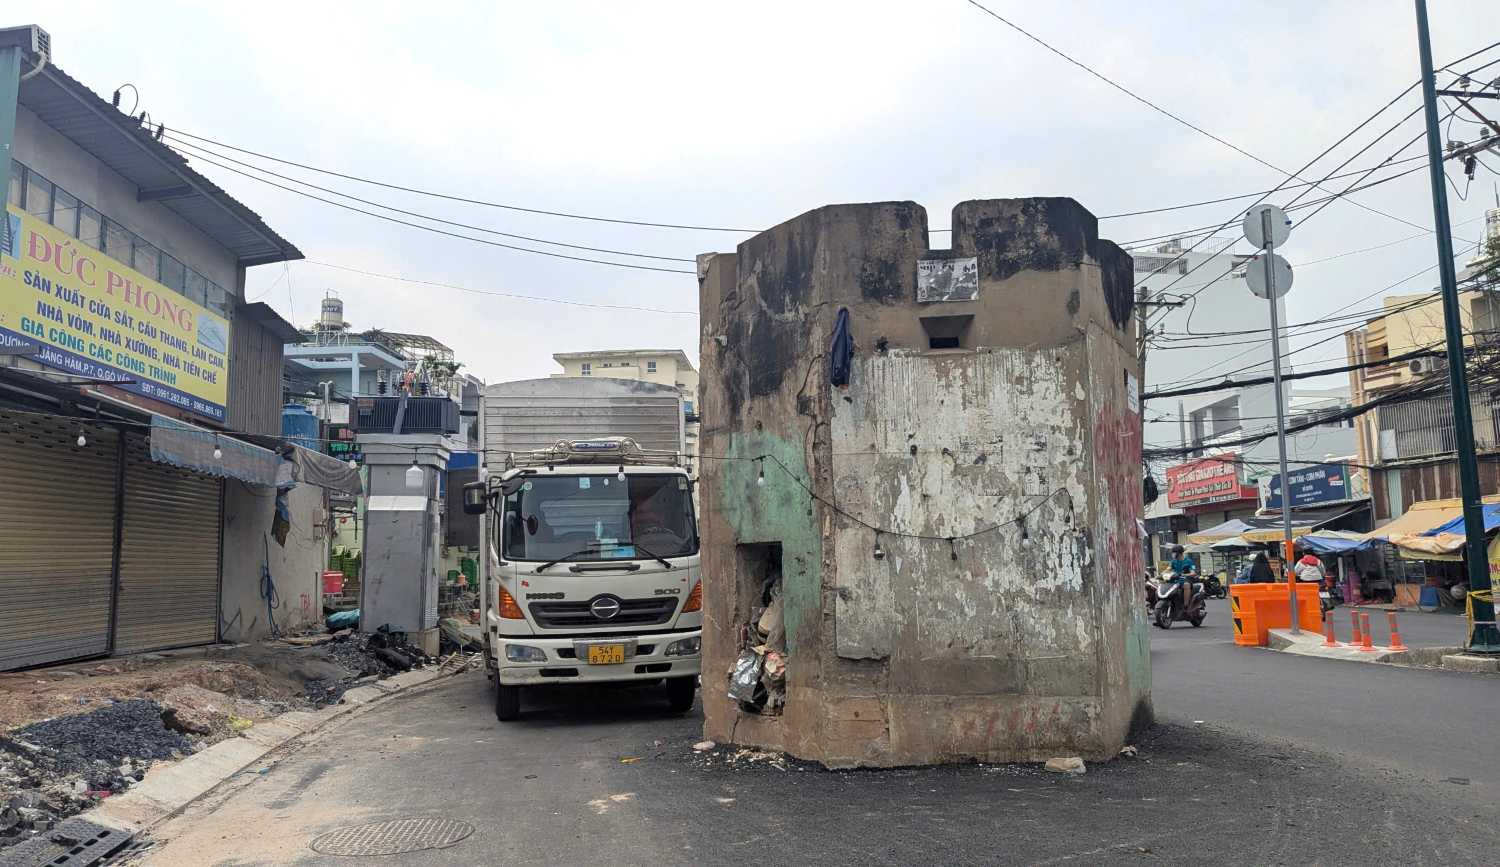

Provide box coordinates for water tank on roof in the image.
[320,295,344,329]
[282,403,320,451]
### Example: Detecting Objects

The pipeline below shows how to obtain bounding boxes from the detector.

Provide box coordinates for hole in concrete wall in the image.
[730,542,785,715]
[920,314,974,350]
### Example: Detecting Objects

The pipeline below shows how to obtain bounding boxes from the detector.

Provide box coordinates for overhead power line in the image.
[1143,344,1448,400]
[1151,244,1479,391]
[166,128,761,234]
[167,144,696,275]
[965,2,1500,235]
[169,136,694,262]
[298,260,698,315]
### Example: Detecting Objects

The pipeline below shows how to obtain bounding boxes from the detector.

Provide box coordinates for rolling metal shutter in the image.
[113,434,223,654]
[0,412,120,671]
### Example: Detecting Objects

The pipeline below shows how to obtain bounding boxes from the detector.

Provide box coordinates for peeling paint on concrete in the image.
[698,198,1150,767]
[830,349,1092,663]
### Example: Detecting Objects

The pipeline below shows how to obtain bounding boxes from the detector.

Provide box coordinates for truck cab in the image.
[466,437,701,720]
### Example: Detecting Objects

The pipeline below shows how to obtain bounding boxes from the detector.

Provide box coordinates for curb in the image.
[1262,629,1481,671]
[85,659,472,837]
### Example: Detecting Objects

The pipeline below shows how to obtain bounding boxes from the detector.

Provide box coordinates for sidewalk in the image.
[0,654,474,865]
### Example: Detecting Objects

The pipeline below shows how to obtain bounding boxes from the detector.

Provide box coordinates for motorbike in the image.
[1148,573,1207,629]
[1201,573,1227,600]
[1318,574,1340,615]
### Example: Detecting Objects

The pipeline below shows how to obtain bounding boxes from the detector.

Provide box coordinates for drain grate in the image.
[0,818,135,867]
[310,817,474,857]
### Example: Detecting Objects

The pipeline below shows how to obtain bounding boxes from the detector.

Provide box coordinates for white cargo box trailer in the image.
[480,377,685,464]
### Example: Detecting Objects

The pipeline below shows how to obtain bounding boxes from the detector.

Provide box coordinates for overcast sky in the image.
[27,1,1500,385]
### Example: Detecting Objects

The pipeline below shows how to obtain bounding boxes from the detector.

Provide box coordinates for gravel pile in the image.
[14,700,192,772]
[1,700,188,849]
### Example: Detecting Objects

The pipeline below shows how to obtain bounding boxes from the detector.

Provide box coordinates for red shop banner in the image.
[1165,455,1258,508]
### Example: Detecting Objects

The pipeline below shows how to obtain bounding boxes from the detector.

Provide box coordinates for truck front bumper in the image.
[493,631,701,686]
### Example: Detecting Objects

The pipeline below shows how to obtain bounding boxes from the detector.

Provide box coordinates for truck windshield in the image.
[500,473,697,562]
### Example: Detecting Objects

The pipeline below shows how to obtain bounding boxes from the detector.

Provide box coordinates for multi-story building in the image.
[1138,239,1360,559]
[0,25,349,670]
[283,294,473,425]
[552,348,700,473]
[1346,278,1500,523]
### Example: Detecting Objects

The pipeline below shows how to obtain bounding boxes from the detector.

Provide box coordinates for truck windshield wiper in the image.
[627,541,674,570]
[535,544,602,573]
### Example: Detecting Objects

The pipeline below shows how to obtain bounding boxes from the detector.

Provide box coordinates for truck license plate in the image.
[587,644,626,665]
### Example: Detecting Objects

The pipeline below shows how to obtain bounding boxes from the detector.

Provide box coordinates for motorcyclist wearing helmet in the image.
[1166,545,1198,602]
[1168,545,1198,582]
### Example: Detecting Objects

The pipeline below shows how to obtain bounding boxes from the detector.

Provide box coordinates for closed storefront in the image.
[0,410,229,670]
[0,412,121,670]
[113,435,224,654]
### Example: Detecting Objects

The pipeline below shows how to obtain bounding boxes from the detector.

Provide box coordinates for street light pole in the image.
[1414,0,1500,653]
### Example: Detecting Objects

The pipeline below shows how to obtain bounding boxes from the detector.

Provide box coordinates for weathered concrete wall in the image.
[221,482,328,641]
[698,198,1147,767]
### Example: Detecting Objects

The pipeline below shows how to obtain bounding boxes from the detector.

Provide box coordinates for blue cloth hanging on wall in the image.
[830,307,854,386]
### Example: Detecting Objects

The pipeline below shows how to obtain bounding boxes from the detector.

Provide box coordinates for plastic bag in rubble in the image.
[727,649,764,703]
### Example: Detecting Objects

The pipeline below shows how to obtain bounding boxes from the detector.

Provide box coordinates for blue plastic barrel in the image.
[1418,584,1440,612]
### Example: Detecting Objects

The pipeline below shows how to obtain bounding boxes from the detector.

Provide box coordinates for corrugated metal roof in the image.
[18,63,302,266]
[239,302,303,342]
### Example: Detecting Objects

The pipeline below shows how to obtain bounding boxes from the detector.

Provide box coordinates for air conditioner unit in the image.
[1408,356,1447,375]
[0,25,50,58]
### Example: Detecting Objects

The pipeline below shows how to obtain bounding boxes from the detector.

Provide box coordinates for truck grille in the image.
[529,597,676,629]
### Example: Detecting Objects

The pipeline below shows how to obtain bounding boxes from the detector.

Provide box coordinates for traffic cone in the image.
[1359,612,1378,652]
[1323,614,1340,647]
[1350,610,1363,647]
[1387,612,1408,652]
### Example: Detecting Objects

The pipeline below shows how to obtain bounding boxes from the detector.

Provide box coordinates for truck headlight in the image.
[504,644,547,663]
[664,637,700,657]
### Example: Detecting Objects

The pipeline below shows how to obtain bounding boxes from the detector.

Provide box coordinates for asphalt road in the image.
[1151,599,1498,785]
[136,604,1499,866]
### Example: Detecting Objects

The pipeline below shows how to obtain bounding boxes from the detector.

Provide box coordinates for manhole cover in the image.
[310,818,474,856]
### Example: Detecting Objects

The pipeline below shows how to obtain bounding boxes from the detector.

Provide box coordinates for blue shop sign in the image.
[1266,463,1362,509]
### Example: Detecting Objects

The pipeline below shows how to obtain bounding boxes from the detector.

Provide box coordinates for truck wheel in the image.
[494,684,521,721]
[664,677,697,715]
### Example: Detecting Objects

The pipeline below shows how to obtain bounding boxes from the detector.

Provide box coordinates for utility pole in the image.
[1135,289,1185,568]
[1415,0,1500,653]
[1244,205,1298,631]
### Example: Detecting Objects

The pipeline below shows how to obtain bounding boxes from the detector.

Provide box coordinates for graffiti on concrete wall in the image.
[1092,404,1143,585]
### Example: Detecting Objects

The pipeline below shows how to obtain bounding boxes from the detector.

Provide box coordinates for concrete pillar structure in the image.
[697,198,1150,767]
[356,433,460,655]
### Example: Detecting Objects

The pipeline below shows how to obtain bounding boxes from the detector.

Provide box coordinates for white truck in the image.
[462,378,701,720]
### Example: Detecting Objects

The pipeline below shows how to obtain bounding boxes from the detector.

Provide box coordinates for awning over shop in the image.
[1419,503,1500,538]
[1389,533,1465,560]
[149,416,279,486]
[1185,520,1252,545]
[1360,498,1466,542]
[287,444,363,496]
[1187,506,1361,545]
[1296,530,1375,555]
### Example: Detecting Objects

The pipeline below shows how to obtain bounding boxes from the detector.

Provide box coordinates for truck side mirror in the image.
[462,481,488,515]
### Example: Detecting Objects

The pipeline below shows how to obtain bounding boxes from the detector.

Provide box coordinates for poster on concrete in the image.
[917,257,979,303]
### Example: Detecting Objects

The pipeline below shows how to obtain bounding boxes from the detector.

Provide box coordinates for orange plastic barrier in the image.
[1230,582,1323,646]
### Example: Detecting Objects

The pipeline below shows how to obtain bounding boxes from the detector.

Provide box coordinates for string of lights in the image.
[700,452,1073,552]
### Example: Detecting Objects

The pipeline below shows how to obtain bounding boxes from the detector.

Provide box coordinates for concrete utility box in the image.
[697,198,1150,767]
[357,434,459,654]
